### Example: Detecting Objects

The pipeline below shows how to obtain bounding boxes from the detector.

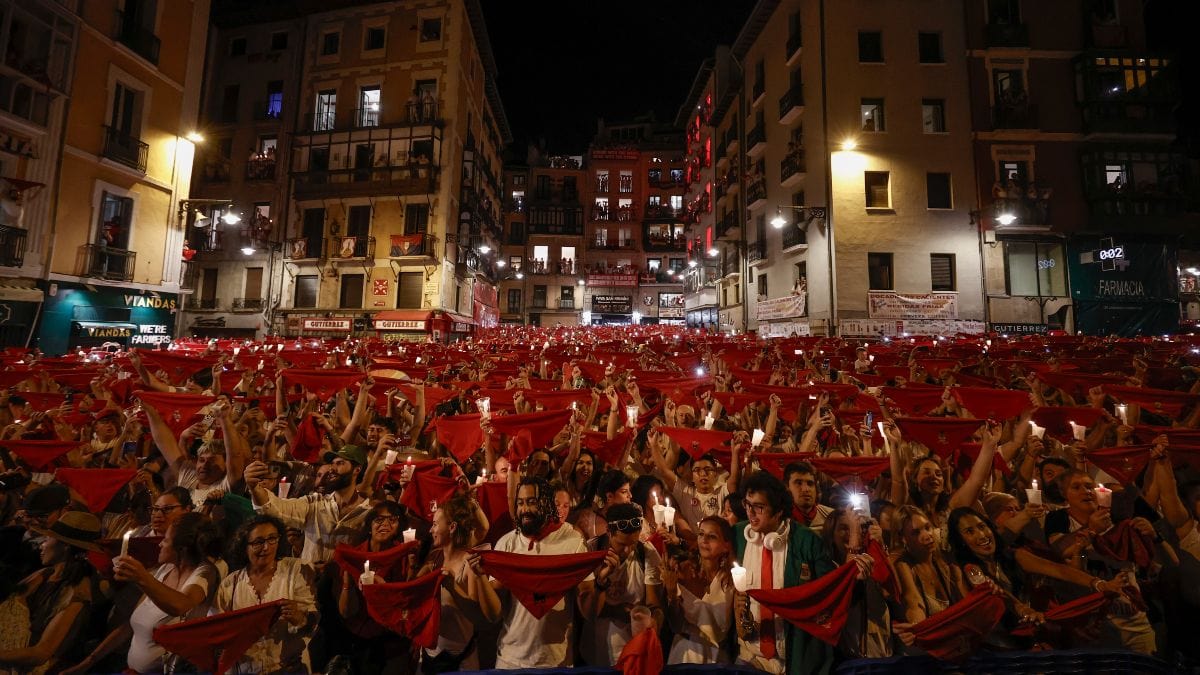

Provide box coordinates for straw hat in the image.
[29,510,104,552]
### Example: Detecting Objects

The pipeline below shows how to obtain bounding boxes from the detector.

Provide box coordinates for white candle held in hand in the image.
[1115,404,1128,425]
[360,559,375,587]
[1069,421,1086,442]
[403,527,417,543]
[277,476,290,498]
[626,404,639,428]
[120,529,133,557]
[1095,484,1113,508]
[751,428,765,448]
[704,413,715,430]
[1026,478,1042,505]
[731,561,749,592]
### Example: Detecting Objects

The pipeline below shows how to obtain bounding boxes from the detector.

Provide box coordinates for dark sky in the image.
[480,1,754,155]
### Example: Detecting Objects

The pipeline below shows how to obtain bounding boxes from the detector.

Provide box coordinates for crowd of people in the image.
[0,326,1197,674]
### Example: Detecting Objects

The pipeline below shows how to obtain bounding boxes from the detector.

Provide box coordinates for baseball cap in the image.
[323,445,367,466]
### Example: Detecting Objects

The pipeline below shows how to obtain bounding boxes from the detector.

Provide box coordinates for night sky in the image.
[480,1,753,155]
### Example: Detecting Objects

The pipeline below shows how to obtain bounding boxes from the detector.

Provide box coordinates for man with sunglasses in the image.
[585,502,664,666]
[733,471,834,675]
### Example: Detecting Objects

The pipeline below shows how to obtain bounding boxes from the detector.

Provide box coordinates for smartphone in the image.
[248,399,261,409]
[122,440,138,456]
[267,462,284,480]
[864,411,874,431]
[822,358,831,372]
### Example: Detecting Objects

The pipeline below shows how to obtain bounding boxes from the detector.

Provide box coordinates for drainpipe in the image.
[819,0,838,336]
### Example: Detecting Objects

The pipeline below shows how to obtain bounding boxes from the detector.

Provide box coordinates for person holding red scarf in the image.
[786,461,834,531]
[584,502,664,666]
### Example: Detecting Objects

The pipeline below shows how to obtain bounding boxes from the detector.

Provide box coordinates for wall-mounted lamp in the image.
[770,205,826,230]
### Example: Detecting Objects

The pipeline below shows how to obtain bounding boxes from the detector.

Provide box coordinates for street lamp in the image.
[770,205,826,229]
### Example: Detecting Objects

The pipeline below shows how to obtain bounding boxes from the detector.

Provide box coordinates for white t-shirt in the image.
[493,523,589,669]
[173,460,231,508]
[583,541,662,666]
[673,481,728,529]
[127,562,219,673]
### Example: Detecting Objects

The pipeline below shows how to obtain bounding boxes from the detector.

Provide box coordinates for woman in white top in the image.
[65,512,221,674]
[215,515,318,674]
[663,516,734,664]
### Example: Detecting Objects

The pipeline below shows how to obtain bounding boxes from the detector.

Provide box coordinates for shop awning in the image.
[447,312,474,330]
[0,285,42,302]
[73,321,138,331]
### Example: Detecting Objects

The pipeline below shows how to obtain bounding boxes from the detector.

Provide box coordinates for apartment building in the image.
[680,0,984,338]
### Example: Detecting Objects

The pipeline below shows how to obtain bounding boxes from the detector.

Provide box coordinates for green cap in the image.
[324,445,368,466]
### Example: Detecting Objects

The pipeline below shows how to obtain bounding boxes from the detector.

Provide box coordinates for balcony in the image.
[748,240,767,267]
[1081,100,1175,135]
[724,128,739,154]
[716,211,739,240]
[231,298,265,312]
[284,236,324,261]
[186,297,221,311]
[639,271,680,285]
[253,100,283,121]
[778,84,804,125]
[786,32,802,65]
[81,244,135,282]
[782,223,808,251]
[329,235,375,260]
[0,225,27,267]
[245,157,276,181]
[745,124,767,159]
[114,10,160,64]
[644,234,687,253]
[525,259,576,276]
[527,206,583,235]
[293,165,439,199]
[187,230,224,253]
[387,232,437,259]
[354,107,381,128]
[557,298,576,310]
[199,160,231,183]
[588,239,634,251]
[985,22,1030,48]
[781,150,807,189]
[746,177,768,210]
[643,203,683,221]
[992,102,1039,130]
[304,104,443,133]
[529,298,548,310]
[102,126,148,172]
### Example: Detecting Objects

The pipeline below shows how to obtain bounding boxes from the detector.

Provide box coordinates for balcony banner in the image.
[390,234,423,257]
[1067,234,1178,337]
[756,292,807,321]
[867,291,958,320]
[587,274,638,288]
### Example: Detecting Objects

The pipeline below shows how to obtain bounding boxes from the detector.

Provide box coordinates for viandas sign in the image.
[1068,234,1178,336]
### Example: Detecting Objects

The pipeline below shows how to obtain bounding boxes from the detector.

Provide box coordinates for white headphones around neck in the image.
[743,522,788,551]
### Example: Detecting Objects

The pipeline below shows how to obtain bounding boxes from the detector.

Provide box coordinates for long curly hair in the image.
[227,514,289,570]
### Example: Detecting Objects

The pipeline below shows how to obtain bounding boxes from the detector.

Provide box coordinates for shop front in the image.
[1067,234,1178,336]
[588,294,632,325]
[37,281,177,355]
[0,282,42,348]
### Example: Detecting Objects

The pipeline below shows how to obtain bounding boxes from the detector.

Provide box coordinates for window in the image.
[930,254,956,291]
[364,26,386,51]
[1104,163,1129,188]
[340,274,364,308]
[596,170,609,193]
[397,272,422,308]
[220,84,239,122]
[294,275,318,308]
[536,175,551,199]
[358,86,380,127]
[999,160,1028,186]
[507,289,522,312]
[266,81,283,119]
[1005,241,1067,297]
[533,285,547,308]
[563,177,577,200]
[559,287,574,308]
[757,273,768,298]
[420,18,442,42]
[244,268,263,301]
[989,0,1022,25]
[927,173,952,209]
[404,203,429,234]
[314,90,336,130]
[922,99,946,133]
[865,171,890,208]
[868,253,893,290]
[230,37,246,56]
[753,59,765,99]
[98,192,134,249]
[320,31,340,56]
[509,255,523,270]
[513,174,527,187]
[270,32,288,50]
[619,171,633,193]
[918,32,944,63]
[858,31,883,62]
[861,98,885,131]
[346,205,370,254]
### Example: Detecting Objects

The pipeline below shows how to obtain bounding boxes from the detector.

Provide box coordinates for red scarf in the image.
[133,390,216,436]
[951,386,1032,421]
[487,409,573,450]
[136,349,219,384]
[282,368,366,397]
[475,481,515,546]
[730,366,773,385]
[1031,406,1106,443]
[1,440,81,470]
[749,555,861,645]
[289,414,325,464]
[893,417,984,458]
[660,427,733,460]
[398,384,458,410]
[1011,591,1111,637]
[86,536,163,579]
[361,570,445,649]
[152,600,285,674]
[956,443,1014,478]
[1085,444,1153,485]
[755,452,815,480]
[1036,371,1124,398]
[54,468,136,513]
[10,391,79,414]
[909,585,1006,661]
[331,541,419,582]
[809,456,891,483]
[0,369,34,389]
[278,351,328,368]
[581,429,632,467]
[882,386,946,416]
[479,549,608,619]
[866,540,900,598]
[398,471,459,522]
[1093,519,1157,570]
[430,413,485,463]
[524,389,601,411]
[1104,384,1198,418]
[615,626,663,675]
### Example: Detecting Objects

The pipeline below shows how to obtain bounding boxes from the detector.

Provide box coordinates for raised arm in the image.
[948,424,999,510]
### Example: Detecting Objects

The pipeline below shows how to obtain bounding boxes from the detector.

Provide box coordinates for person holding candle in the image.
[732,470,834,674]
[654,446,741,528]
[633,475,696,552]
[66,513,221,674]
[215,514,318,673]
[663,516,735,664]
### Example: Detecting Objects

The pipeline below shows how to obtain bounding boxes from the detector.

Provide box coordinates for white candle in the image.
[277,476,291,498]
[1029,421,1045,439]
[731,561,749,592]
[704,413,715,430]
[1026,478,1042,505]
[793,349,802,356]
[626,404,639,428]
[849,493,866,512]
[751,428,765,448]
[403,528,417,543]
[868,354,875,362]
[120,529,133,557]
[1069,421,1086,442]
[1115,404,1128,425]
[477,397,491,419]
[1095,484,1113,508]
[652,503,666,527]
[384,449,398,466]
[360,559,375,586]
[233,347,241,356]
[661,498,675,531]
[475,468,486,486]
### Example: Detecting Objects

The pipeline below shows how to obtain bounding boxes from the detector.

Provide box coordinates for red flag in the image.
[893,417,983,458]
[615,626,664,675]
[809,456,891,482]
[429,413,485,463]
[1085,445,1153,485]
[867,540,900,599]
[486,409,572,449]
[0,440,81,469]
[659,427,733,460]
[331,541,419,582]
[749,557,860,645]
[475,481,515,546]
[0,369,35,389]
[952,387,1032,420]
[87,536,164,578]
[282,368,366,397]
[1092,519,1156,569]
[133,390,216,436]
[54,468,136,513]
[289,414,325,464]
[908,585,1005,661]
[153,600,284,674]
[397,384,458,410]
[479,549,608,619]
[1011,592,1111,637]
[398,471,459,523]
[361,570,445,649]
[1103,385,1199,418]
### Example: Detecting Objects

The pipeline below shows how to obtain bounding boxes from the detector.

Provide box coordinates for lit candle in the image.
[626,404,639,428]
[403,527,417,543]
[1026,478,1042,505]
[661,497,675,531]
[1029,421,1045,439]
[695,367,704,376]
[751,428,765,448]
[257,359,264,371]
[1095,483,1113,508]
[1115,404,1128,425]
[868,354,875,362]
[360,559,375,587]
[233,346,241,356]
[475,468,487,486]
[477,397,491,419]
[120,529,133,557]
[1069,421,1086,442]
[849,493,866,512]
[703,413,715,430]
[731,560,749,592]
[793,349,802,356]
[277,476,290,498]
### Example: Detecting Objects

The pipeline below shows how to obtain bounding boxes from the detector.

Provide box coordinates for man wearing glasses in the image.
[130,487,194,538]
[733,471,834,675]
[653,450,742,528]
